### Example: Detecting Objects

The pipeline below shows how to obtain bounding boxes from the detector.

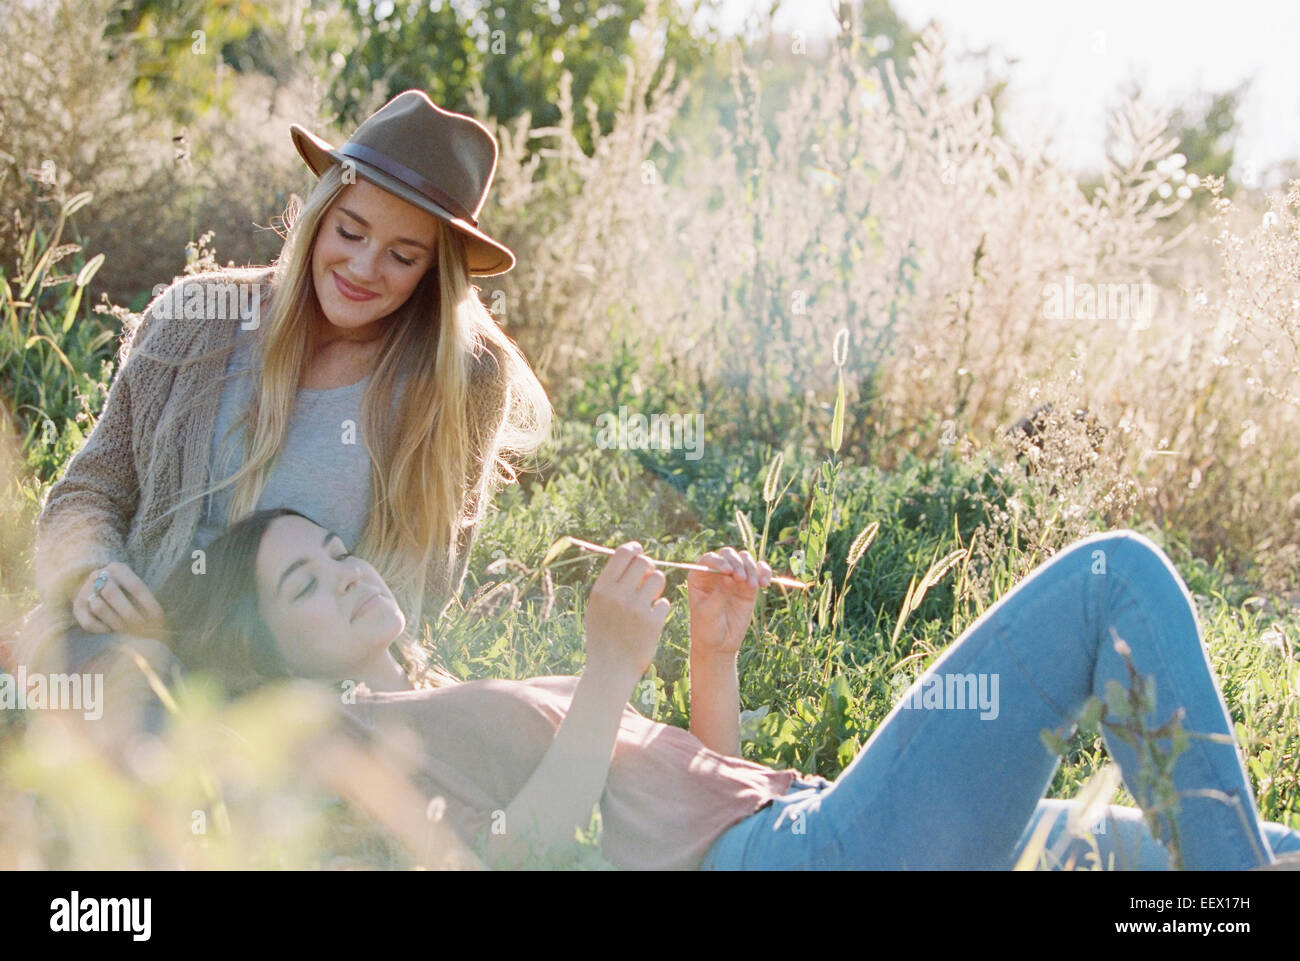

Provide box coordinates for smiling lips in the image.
[333,271,380,301]
[351,591,381,622]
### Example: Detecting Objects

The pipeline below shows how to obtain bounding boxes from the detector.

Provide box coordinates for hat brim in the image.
[290,123,516,277]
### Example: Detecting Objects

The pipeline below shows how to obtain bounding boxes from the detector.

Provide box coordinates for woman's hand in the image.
[582,541,670,692]
[687,547,771,659]
[686,547,770,757]
[497,542,669,861]
[72,562,169,638]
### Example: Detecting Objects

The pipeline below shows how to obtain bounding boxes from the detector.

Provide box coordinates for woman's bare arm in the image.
[690,648,742,757]
[484,543,669,864]
[686,548,770,757]
[489,661,639,862]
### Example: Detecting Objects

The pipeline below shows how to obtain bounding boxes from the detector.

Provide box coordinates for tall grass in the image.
[1,2,1297,869]
[476,12,1300,586]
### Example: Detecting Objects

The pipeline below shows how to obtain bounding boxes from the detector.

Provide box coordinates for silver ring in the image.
[91,569,109,597]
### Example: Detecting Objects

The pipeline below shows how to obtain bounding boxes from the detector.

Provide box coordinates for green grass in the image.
[456,416,1300,832]
[1,215,1295,869]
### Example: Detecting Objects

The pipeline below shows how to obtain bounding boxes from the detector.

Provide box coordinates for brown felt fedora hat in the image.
[290,90,515,276]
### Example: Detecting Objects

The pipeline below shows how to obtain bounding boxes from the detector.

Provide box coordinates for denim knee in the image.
[1086,529,1175,584]
[1094,530,1195,625]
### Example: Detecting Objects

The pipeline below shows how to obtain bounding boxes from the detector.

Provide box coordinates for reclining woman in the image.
[12,90,549,684]
[154,506,1300,870]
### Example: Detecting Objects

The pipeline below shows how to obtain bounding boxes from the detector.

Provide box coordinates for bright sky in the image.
[696,0,1300,183]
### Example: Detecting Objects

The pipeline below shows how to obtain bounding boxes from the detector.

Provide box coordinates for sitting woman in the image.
[154,507,1300,870]
[10,89,549,684]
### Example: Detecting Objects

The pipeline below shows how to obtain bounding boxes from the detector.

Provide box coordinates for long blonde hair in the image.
[144,162,550,631]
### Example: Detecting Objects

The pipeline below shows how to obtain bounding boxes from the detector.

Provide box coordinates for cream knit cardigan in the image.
[15,266,509,668]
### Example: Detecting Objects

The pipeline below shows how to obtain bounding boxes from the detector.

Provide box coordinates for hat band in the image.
[337,141,478,227]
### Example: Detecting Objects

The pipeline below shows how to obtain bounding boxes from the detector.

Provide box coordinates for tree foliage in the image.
[325,0,725,156]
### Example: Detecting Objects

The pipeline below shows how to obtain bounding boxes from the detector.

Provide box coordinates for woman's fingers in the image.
[73,598,113,634]
[694,547,770,587]
[714,546,759,587]
[585,542,672,681]
[628,554,659,590]
[634,566,667,600]
[73,569,113,634]
[85,591,126,634]
[106,561,167,627]
[592,544,667,615]
[696,548,737,578]
[607,544,768,603]
[601,541,644,586]
[94,576,146,626]
[608,545,669,604]
[71,561,169,636]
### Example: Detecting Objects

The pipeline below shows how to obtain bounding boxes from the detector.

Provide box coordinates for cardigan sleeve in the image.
[31,284,179,612]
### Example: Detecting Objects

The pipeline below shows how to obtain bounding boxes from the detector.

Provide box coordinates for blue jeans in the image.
[702,530,1300,869]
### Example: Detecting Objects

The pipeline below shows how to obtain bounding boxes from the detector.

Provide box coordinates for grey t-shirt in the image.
[192,324,375,553]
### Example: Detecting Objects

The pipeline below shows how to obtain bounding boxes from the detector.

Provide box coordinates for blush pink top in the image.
[338,675,801,869]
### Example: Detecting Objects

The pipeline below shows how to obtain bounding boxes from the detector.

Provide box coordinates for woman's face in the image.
[254,514,405,680]
[311,178,441,334]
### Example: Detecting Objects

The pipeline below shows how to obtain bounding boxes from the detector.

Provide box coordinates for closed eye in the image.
[292,549,354,601]
[335,223,418,266]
